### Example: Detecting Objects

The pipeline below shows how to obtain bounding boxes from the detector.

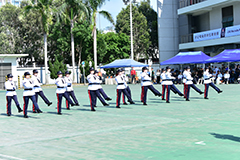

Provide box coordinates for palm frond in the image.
[99,10,115,25]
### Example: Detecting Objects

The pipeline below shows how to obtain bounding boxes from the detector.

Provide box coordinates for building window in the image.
[222,6,233,28]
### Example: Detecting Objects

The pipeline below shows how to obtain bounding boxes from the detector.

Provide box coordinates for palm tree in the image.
[57,0,89,82]
[24,0,55,84]
[87,0,114,69]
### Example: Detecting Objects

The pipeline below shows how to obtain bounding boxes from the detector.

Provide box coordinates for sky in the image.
[97,0,157,30]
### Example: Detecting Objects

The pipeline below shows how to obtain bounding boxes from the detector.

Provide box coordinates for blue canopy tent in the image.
[101,59,148,68]
[160,51,211,65]
[204,49,240,63]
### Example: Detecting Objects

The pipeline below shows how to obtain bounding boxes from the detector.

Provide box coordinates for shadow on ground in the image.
[210,133,240,143]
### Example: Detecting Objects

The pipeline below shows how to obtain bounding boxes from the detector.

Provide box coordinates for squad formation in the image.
[4,66,223,118]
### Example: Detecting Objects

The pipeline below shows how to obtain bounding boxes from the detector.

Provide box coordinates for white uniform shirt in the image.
[178,75,183,79]
[165,72,175,85]
[5,80,17,96]
[203,71,212,84]
[185,71,193,85]
[182,71,187,84]
[55,77,67,93]
[32,75,43,92]
[95,76,102,89]
[224,73,230,79]
[64,77,74,92]
[115,75,126,89]
[161,72,167,85]
[141,72,152,86]
[87,74,99,90]
[22,78,35,96]
[122,74,128,87]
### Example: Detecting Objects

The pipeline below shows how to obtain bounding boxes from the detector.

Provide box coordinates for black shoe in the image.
[91,108,96,111]
[130,101,135,104]
[33,111,37,113]
[127,100,131,103]
[179,93,184,96]
[67,108,70,110]
[218,90,223,94]
[143,103,147,105]
[71,104,75,107]
[75,103,80,106]
[103,103,109,106]
[48,102,53,106]
[162,98,165,100]
[156,94,162,97]
[200,92,204,95]
[7,114,11,116]
[94,105,97,108]
[204,97,209,99]
[166,101,170,103]
[123,103,128,105]
[186,99,190,101]
[57,112,62,115]
[37,109,43,113]
[106,98,112,101]
[18,109,23,113]
[116,106,121,108]
[24,115,28,118]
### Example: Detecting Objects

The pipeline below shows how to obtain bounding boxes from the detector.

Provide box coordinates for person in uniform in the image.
[121,68,132,105]
[115,69,135,108]
[22,72,42,118]
[64,71,80,109]
[184,66,204,101]
[55,71,75,114]
[32,69,52,113]
[141,67,161,105]
[182,67,187,98]
[94,70,112,102]
[203,67,223,99]
[5,74,23,116]
[161,68,167,100]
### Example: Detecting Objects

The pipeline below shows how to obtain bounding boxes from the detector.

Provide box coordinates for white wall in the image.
[209,7,222,30]
[233,3,240,26]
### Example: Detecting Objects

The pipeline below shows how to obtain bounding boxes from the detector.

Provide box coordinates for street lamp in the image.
[123,0,137,60]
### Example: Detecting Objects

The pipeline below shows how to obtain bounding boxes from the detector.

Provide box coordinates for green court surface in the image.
[0,84,240,160]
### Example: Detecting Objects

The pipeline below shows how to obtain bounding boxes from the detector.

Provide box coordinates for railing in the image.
[180,34,193,43]
[179,0,207,9]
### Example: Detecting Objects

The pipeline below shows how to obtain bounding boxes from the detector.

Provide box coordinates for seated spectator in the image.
[224,71,230,84]
[216,71,223,84]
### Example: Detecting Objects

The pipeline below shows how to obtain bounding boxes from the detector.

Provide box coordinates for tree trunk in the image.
[71,20,76,82]
[44,33,49,84]
[93,26,97,70]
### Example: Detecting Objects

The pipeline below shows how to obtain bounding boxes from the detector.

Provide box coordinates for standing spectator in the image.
[224,71,230,84]
[156,69,161,84]
[131,67,136,84]
[177,72,183,84]
[151,68,155,82]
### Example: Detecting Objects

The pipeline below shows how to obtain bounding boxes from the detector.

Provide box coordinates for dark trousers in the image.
[123,86,131,103]
[96,90,107,105]
[56,92,74,113]
[204,82,221,98]
[6,95,21,115]
[165,85,172,101]
[117,89,132,107]
[66,91,79,108]
[23,96,39,116]
[98,88,110,100]
[157,76,160,84]
[33,91,51,111]
[185,84,202,99]
[88,90,97,110]
[162,84,182,99]
[141,85,160,103]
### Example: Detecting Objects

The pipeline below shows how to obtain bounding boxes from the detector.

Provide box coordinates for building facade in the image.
[158,0,240,63]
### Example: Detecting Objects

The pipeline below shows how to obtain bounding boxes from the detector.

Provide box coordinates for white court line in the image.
[0,153,25,160]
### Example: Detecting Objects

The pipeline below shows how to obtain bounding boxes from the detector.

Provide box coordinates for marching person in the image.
[141,67,161,105]
[184,66,204,101]
[32,69,52,113]
[64,71,80,108]
[116,69,135,108]
[203,67,223,99]
[121,68,132,105]
[182,67,187,98]
[55,71,75,114]
[94,70,112,101]
[5,74,23,116]
[22,72,42,118]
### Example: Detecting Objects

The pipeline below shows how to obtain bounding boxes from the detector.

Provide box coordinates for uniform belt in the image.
[186,79,192,81]
[204,78,210,80]
[67,84,71,87]
[142,80,150,82]
[57,86,65,88]
[89,83,99,85]
[162,79,172,81]
[34,85,40,87]
[118,83,124,85]
[7,89,15,91]
[24,88,32,91]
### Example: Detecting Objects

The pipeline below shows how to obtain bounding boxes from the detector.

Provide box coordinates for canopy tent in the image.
[101,59,148,68]
[204,49,240,63]
[160,51,211,65]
